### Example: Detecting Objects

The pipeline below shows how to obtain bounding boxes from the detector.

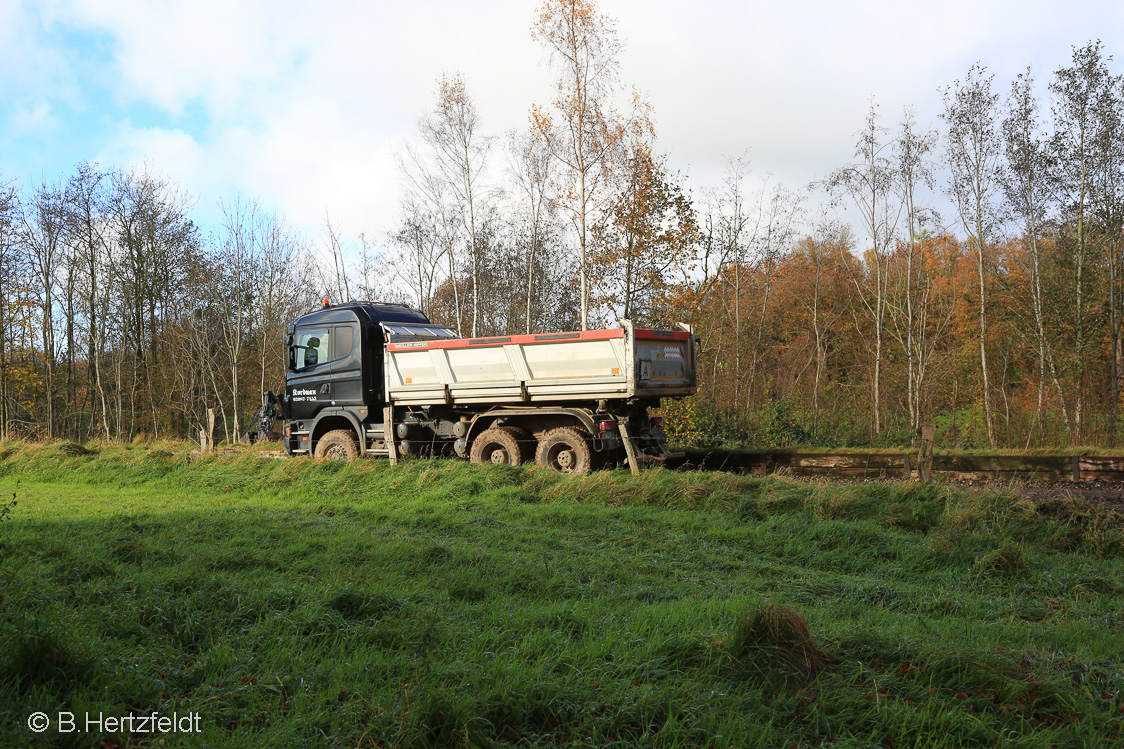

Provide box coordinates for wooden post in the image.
[919,425,934,483]
[619,417,641,476]
[1071,455,1081,482]
[384,406,398,467]
[902,452,912,480]
[200,408,215,452]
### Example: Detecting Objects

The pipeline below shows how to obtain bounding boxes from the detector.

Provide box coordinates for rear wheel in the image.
[314,429,359,460]
[535,427,593,475]
[470,427,527,466]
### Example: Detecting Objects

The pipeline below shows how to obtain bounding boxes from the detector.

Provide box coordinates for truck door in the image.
[329,323,362,406]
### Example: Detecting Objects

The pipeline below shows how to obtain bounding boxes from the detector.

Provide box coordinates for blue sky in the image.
[2,0,1122,245]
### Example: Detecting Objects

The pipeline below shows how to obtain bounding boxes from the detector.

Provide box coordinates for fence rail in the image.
[674,450,1124,483]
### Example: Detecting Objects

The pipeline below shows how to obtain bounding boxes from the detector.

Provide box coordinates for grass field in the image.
[1,441,1123,748]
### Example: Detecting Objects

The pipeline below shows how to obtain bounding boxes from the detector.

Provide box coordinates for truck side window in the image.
[332,325,354,362]
[294,328,330,369]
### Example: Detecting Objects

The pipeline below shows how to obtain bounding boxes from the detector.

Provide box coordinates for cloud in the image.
[5,0,1124,248]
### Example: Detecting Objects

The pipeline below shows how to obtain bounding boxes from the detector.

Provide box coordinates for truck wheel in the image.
[535,427,593,475]
[470,427,525,466]
[499,426,534,464]
[314,429,359,460]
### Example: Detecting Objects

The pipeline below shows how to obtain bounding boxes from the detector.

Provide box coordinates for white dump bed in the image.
[384,320,696,407]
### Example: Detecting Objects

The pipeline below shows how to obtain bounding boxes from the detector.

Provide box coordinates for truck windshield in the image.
[293,328,330,369]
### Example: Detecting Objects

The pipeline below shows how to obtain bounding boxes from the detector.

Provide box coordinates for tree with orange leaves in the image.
[589,140,697,327]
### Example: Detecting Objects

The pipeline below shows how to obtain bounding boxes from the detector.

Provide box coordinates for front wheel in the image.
[314,429,359,460]
[535,427,593,475]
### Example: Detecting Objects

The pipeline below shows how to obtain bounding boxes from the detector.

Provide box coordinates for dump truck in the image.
[263,300,698,474]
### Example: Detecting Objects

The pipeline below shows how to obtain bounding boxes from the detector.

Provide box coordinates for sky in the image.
[2,0,1123,248]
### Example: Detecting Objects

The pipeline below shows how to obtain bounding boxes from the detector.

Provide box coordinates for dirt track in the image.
[958,481,1124,513]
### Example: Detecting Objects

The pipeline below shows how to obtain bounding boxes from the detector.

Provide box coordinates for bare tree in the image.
[418,73,492,336]
[391,202,446,318]
[62,163,113,438]
[694,156,753,404]
[397,143,465,333]
[822,100,900,436]
[353,233,392,303]
[319,212,351,304]
[19,179,67,437]
[1094,72,1124,436]
[0,178,20,439]
[507,126,557,333]
[893,107,938,434]
[745,182,804,409]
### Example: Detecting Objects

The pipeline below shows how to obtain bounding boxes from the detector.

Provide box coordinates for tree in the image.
[792,220,853,437]
[589,141,697,326]
[892,107,938,434]
[823,100,900,436]
[696,155,753,406]
[418,73,492,337]
[1002,70,1065,443]
[62,162,112,438]
[531,0,627,330]
[1049,41,1120,442]
[506,126,558,333]
[105,164,197,438]
[19,178,67,437]
[1094,69,1124,435]
[0,178,20,439]
[942,64,1003,445]
[391,202,446,318]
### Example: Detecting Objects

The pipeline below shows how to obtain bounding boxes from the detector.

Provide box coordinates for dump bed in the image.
[384,320,696,407]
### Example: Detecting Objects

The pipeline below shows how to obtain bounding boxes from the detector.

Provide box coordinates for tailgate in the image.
[632,327,696,393]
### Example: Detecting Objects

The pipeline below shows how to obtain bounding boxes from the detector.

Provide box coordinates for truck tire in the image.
[535,427,593,475]
[500,426,534,464]
[470,427,526,466]
[314,429,360,460]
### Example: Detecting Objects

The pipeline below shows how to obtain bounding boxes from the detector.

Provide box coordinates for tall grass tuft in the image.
[725,602,824,685]
[973,542,1029,578]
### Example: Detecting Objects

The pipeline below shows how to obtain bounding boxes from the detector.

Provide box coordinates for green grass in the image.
[1,440,1123,747]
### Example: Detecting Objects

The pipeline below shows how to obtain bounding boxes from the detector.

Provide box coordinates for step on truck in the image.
[265,300,698,475]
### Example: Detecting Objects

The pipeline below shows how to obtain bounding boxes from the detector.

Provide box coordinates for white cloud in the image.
[6,0,1124,246]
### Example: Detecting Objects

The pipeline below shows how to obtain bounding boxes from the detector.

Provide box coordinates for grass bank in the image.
[1,440,1122,747]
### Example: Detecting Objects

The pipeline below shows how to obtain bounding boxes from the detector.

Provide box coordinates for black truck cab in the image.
[282,301,437,456]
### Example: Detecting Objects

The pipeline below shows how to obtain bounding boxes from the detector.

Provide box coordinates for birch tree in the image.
[823,100,900,436]
[942,65,1003,445]
[418,73,492,336]
[507,127,557,333]
[892,107,938,434]
[1049,41,1119,442]
[532,0,625,330]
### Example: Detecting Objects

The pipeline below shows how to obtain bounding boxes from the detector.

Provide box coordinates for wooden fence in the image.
[675,449,1124,483]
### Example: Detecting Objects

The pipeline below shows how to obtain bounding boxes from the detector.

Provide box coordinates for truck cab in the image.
[282,301,450,456]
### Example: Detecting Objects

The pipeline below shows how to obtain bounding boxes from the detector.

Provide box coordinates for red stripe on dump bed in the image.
[634,330,693,341]
[387,328,626,352]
